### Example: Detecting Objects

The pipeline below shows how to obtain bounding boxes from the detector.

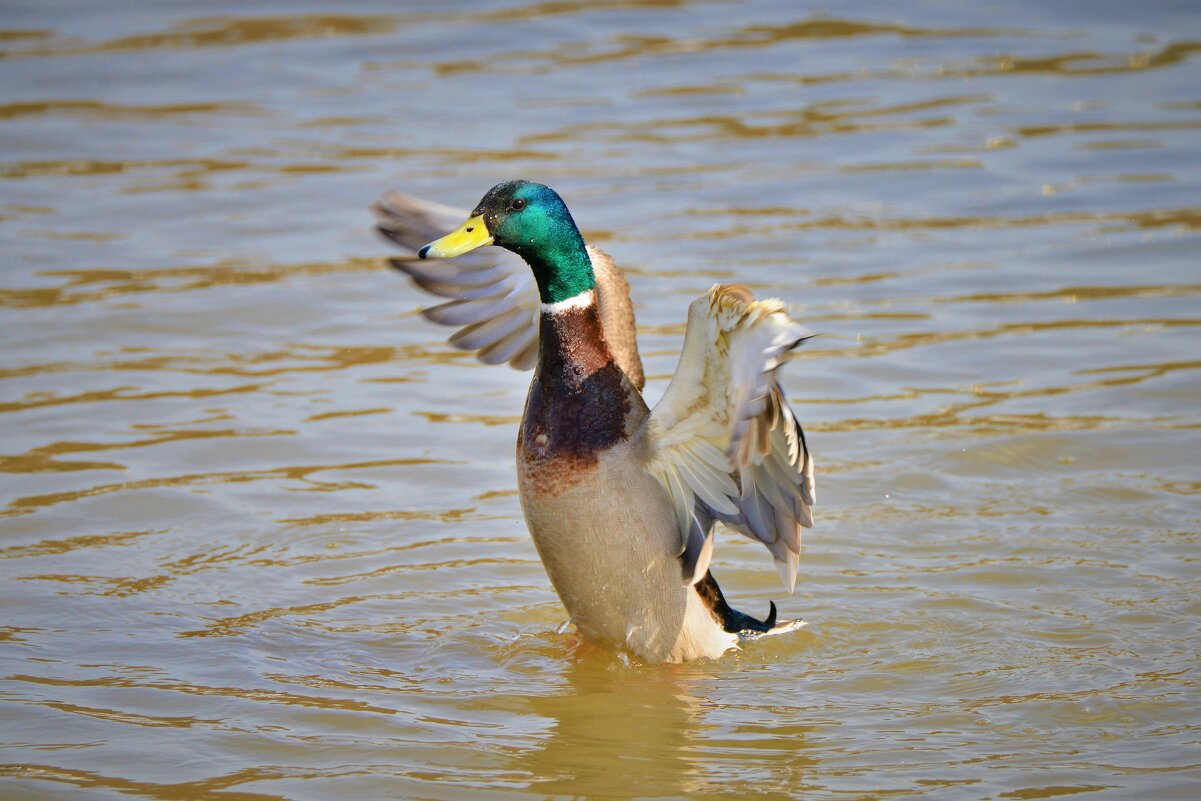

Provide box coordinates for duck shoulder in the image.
[587,245,644,391]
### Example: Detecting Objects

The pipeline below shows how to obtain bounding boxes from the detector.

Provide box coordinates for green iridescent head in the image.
[419,180,596,305]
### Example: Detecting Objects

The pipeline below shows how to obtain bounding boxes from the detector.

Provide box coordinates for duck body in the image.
[518,296,737,661]
[374,180,815,663]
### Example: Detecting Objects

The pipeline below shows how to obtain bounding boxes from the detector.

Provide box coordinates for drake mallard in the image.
[373,180,816,663]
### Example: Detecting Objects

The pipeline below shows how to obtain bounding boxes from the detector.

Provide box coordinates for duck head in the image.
[419,180,596,305]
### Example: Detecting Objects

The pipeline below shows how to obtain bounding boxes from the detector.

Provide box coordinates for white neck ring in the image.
[540,288,595,315]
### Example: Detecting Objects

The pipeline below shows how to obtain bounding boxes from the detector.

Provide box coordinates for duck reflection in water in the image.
[512,648,712,796]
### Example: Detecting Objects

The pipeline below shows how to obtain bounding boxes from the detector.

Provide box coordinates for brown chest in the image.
[518,359,646,495]
[518,304,648,495]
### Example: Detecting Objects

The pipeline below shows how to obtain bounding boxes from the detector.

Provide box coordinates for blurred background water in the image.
[1,1,1199,799]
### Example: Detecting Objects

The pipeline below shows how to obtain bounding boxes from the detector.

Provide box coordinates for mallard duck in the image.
[373,180,816,663]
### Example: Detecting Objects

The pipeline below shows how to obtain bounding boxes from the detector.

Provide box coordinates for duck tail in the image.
[696,571,806,639]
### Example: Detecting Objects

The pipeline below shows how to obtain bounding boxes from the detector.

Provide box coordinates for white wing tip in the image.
[774,551,799,594]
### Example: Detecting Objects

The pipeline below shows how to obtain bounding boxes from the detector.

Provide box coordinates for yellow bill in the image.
[418,215,493,259]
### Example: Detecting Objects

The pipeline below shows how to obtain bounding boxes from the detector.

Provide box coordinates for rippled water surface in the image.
[2,1,1200,798]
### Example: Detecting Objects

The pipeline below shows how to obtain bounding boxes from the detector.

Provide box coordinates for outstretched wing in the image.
[645,284,816,592]
[373,191,542,370]
[372,192,645,388]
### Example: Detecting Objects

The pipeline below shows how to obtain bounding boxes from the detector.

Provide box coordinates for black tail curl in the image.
[696,571,779,634]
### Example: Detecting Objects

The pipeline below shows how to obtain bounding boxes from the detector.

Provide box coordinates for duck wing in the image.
[372,192,644,388]
[644,285,816,592]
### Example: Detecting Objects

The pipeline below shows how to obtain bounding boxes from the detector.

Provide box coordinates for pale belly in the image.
[517,439,736,663]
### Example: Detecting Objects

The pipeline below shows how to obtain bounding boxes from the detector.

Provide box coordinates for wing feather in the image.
[645,284,816,592]
[449,306,532,351]
[677,452,739,517]
[423,291,523,326]
[478,326,539,367]
[680,509,716,588]
[512,341,539,371]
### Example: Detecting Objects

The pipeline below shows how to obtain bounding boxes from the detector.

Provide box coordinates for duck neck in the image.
[537,290,612,381]
[511,218,609,374]
[515,221,596,306]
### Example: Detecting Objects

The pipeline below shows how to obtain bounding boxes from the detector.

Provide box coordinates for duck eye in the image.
[511,198,526,211]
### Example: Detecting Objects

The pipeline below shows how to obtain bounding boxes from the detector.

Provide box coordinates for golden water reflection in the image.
[506,657,714,797]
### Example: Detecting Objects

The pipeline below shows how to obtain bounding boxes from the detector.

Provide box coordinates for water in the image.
[2,1,1199,798]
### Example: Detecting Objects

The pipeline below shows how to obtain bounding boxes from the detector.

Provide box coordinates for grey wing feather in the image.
[712,391,816,592]
[679,503,716,586]
[646,285,816,593]
[372,191,541,371]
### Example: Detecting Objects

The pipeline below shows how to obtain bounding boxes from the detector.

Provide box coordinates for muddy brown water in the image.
[2,2,1199,799]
